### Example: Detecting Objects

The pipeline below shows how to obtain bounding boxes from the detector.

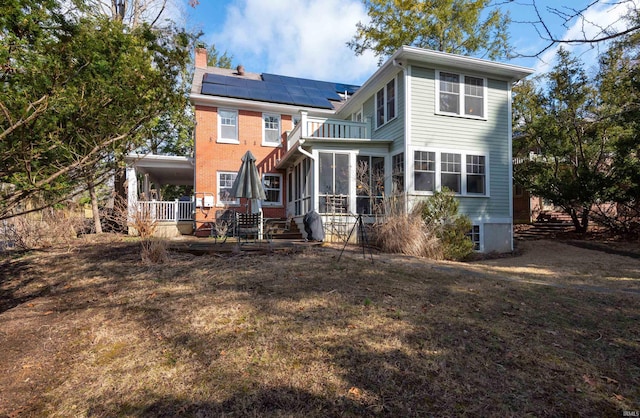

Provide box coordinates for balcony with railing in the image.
[286,111,371,151]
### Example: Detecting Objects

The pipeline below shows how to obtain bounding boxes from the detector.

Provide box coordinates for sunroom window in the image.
[319,152,349,214]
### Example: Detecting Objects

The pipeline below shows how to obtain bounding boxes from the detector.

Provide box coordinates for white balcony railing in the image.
[287,112,369,151]
[136,200,194,222]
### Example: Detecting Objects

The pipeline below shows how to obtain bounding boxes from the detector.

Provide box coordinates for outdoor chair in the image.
[236,212,270,243]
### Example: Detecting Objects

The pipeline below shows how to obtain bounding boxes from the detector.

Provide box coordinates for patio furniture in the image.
[236,212,270,243]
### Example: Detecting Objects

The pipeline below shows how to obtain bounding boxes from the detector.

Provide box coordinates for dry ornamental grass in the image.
[0,237,639,417]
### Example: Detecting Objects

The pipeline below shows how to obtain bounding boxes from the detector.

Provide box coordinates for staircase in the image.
[266,218,304,240]
[515,211,574,240]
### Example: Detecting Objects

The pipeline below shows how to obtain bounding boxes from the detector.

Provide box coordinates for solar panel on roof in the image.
[261,73,283,83]
[201,83,228,96]
[200,71,357,108]
[268,91,293,103]
[225,86,251,98]
[307,96,333,108]
[202,73,230,85]
[219,77,246,87]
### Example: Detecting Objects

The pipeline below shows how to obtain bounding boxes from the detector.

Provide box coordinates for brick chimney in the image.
[195,47,207,69]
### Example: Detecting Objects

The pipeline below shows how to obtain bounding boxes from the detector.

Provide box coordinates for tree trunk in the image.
[88,179,103,234]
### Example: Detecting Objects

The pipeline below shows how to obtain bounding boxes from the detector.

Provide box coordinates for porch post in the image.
[126,166,138,227]
[300,110,308,137]
[174,199,179,223]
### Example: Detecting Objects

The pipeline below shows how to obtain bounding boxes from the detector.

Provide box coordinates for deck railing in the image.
[136,200,194,222]
[287,112,369,151]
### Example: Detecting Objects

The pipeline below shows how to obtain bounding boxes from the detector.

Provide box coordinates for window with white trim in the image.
[263,113,281,146]
[392,152,404,193]
[356,155,385,215]
[319,152,349,214]
[218,109,238,143]
[414,151,436,192]
[262,173,282,206]
[375,77,397,128]
[217,172,238,205]
[467,225,480,251]
[441,152,461,193]
[466,155,485,194]
[437,71,486,118]
[413,150,488,196]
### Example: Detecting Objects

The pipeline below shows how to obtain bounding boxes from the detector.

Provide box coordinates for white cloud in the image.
[206,0,378,85]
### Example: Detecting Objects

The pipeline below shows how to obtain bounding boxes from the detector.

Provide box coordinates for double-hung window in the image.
[466,155,486,194]
[437,71,486,119]
[375,77,397,128]
[262,174,282,206]
[218,109,238,143]
[413,150,487,196]
[263,113,281,146]
[414,151,436,192]
[441,153,461,193]
[218,172,238,205]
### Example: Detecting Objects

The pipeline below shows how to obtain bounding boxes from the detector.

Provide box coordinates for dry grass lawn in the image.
[1,236,639,417]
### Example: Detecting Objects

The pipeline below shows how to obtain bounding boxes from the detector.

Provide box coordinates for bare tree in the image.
[510,0,640,58]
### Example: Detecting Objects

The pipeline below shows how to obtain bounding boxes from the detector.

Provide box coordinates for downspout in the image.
[297,139,314,160]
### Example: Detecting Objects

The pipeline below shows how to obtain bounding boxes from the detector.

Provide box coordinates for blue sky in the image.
[183,0,636,85]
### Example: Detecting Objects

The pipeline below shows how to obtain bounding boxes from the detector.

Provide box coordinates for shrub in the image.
[1,207,85,250]
[371,209,441,258]
[418,189,474,261]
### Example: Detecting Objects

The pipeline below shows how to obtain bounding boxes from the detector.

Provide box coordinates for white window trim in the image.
[262,173,283,207]
[352,108,363,122]
[217,108,239,144]
[411,148,490,197]
[262,113,281,147]
[468,224,483,252]
[375,76,398,129]
[217,171,239,207]
[435,70,488,120]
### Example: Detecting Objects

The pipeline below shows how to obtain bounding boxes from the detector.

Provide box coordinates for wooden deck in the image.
[168,236,322,256]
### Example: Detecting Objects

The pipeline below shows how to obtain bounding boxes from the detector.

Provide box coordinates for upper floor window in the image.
[218,109,238,143]
[375,77,397,128]
[263,113,281,146]
[262,173,282,206]
[437,71,486,119]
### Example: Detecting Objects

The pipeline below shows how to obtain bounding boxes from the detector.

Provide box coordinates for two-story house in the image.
[127,45,533,252]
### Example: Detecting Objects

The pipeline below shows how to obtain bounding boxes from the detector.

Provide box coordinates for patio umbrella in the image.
[230,150,266,213]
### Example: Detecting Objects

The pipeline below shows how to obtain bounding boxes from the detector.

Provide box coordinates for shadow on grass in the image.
[1,240,639,416]
[86,386,371,417]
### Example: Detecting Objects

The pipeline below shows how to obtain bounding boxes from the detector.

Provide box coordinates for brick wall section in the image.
[194,105,291,230]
